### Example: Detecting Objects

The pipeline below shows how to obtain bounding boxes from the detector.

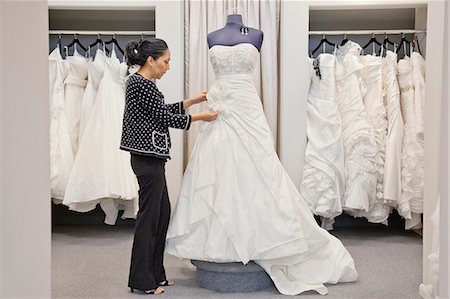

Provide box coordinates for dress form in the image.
[207,14,263,51]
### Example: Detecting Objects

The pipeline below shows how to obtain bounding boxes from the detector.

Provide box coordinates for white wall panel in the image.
[0,1,51,297]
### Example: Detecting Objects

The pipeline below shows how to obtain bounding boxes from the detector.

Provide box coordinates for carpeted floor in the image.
[52,224,422,299]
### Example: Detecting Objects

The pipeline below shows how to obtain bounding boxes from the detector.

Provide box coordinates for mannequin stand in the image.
[191,260,273,293]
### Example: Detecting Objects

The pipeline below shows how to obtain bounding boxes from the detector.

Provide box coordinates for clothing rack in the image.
[49,30,156,36]
[309,29,426,36]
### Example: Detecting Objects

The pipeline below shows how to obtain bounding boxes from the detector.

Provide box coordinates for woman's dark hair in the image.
[125,38,168,66]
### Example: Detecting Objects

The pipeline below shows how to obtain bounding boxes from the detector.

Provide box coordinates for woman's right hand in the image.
[192,111,219,122]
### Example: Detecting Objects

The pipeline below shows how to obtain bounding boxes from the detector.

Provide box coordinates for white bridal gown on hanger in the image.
[356,53,391,223]
[334,41,378,215]
[165,43,357,295]
[49,47,73,201]
[382,50,404,207]
[78,49,107,143]
[397,52,425,230]
[300,54,345,223]
[64,48,88,157]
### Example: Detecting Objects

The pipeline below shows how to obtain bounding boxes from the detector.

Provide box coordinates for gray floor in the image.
[52,225,422,298]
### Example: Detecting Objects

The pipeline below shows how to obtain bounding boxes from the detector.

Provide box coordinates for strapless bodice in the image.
[209,43,259,78]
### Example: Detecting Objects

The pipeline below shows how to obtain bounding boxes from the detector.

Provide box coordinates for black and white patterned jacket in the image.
[120,73,191,159]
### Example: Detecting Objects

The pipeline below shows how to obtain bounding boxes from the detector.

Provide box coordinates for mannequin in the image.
[207,14,264,51]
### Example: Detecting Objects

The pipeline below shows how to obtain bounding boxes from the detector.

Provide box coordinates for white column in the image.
[440,0,449,297]
[154,1,184,206]
[422,1,445,295]
[0,1,51,297]
[279,1,309,188]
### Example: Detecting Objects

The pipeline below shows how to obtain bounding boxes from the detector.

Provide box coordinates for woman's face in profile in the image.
[153,49,171,79]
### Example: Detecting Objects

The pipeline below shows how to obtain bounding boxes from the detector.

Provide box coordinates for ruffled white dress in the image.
[410,52,425,221]
[63,50,138,225]
[166,43,357,295]
[356,54,391,223]
[300,54,345,222]
[49,47,73,201]
[334,41,378,215]
[398,53,425,229]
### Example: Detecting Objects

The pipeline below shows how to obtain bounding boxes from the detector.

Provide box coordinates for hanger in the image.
[104,34,124,56]
[57,33,62,53]
[396,33,411,57]
[340,33,349,46]
[311,35,336,57]
[50,33,63,54]
[362,33,382,55]
[381,33,396,54]
[88,34,110,55]
[412,34,422,55]
[64,34,87,54]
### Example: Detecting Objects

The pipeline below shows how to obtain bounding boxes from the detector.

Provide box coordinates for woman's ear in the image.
[146,56,154,65]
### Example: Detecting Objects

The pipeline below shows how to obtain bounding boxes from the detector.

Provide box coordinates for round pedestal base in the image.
[191,260,273,293]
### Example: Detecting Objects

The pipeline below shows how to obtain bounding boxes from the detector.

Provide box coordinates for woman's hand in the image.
[192,111,219,122]
[184,90,208,109]
[192,90,207,104]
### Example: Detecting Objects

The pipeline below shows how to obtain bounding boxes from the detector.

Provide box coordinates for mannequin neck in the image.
[226,14,243,25]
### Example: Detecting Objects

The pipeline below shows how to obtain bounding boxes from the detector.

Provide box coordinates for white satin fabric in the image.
[300,54,345,222]
[166,43,357,295]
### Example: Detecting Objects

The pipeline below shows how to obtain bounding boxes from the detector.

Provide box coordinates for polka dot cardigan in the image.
[120,73,192,159]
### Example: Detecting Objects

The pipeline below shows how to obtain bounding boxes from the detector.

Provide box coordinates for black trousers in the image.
[128,154,170,290]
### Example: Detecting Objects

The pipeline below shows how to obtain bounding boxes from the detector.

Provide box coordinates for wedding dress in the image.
[356,54,391,223]
[49,47,73,200]
[382,50,404,207]
[78,49,106,143]
[64,49,88,157]
[334,41,378,216]
[166,43,357,295]
[398,52,425,229]
[299,54,345,222]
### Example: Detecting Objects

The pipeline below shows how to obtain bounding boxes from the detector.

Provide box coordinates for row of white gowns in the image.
[49,47,138,225]
[300,41,425,230]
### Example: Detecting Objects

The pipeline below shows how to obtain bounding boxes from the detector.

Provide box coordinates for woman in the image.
[121,38,218,295]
